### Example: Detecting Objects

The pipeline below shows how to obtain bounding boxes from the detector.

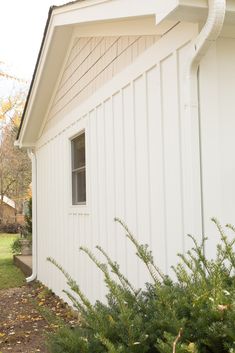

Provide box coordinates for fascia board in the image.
[156,0,235,25]
[17,13,56,147]
[52,0,159,26]
[73,17,178,37]
[18,26,73,147]
[155,0,207,24]
[50,0,235,31]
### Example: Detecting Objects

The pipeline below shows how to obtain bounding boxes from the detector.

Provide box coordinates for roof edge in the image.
[17,5,54,140]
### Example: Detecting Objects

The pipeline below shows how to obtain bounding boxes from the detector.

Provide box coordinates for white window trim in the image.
[71,130,86,205]
[67,123,90,215]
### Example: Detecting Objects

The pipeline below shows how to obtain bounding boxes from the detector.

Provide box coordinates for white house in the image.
[16,0,235,302]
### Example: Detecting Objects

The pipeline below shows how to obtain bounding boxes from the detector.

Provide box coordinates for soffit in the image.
[16,0,235,147]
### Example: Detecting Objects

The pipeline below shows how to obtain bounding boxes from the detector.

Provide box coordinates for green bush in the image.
[11,236,22,254]
[47,218,235,353]
[22,197,32,236]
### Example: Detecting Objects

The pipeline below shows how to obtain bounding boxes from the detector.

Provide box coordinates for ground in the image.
[0,283,78,353]
[0,234,78,353]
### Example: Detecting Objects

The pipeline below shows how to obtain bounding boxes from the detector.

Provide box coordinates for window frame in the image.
[70,129,87,207]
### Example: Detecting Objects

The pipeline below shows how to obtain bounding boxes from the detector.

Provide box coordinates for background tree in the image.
[0,64,31,222]
[0,99,31,216]
[0,60,28,85]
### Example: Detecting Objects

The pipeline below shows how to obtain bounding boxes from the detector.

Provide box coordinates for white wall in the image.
[43,35,160,133]
[36,22,200,303]
[199,31,235,258]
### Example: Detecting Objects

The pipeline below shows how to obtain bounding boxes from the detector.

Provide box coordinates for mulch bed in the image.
[0,282,78,353]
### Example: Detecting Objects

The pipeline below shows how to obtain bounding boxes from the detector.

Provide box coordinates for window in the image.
[71,132,86,205]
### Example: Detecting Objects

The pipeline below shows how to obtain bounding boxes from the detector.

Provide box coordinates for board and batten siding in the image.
[36,22,200,303]
[199,32,235,259]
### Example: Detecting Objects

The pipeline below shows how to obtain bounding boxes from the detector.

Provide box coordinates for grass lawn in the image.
[0,234,25,289]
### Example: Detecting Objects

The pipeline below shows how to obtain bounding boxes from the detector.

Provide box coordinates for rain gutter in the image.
[187,0,226,236]
[26,149,38,283]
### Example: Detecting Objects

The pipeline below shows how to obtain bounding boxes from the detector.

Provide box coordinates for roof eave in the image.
[16,0,160,147]
[16,6,54,142]
[156,0,235,25]
[16,0,235,147]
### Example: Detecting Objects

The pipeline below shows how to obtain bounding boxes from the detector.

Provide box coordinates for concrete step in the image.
[13,255,32,277]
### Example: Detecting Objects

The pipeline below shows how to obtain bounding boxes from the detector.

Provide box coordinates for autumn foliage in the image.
[0,94,31,219]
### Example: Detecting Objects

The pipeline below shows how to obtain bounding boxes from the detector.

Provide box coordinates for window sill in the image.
[68,204,90,216]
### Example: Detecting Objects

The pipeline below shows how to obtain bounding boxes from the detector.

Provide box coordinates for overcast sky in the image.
[0,0,67,81]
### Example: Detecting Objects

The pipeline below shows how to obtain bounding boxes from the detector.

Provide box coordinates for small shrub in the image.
[47,218,235,353]
[0,222,21,234]
[11,237,22,254]
[24,197,32,235]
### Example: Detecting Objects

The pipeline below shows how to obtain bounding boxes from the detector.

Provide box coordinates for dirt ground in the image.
[0,283,78,353]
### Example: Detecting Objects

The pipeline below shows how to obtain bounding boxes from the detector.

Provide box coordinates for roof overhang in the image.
[157,0,235,24]
[16,0,235,148]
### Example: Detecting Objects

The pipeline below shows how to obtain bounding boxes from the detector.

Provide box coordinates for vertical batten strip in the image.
[89,109,100,301]
[146,64,166,274]
[144,71,152,250]
[121,88,127,275]
[122,82,138,286]
[159,61,168,274]
[133,73,151,286]
[132,80,140,285]
[102,102,108,256]
[113,91,126,275]
[95,106,102,299]
[176,48,186,254]
[111,95,117,261]
[104,98,115,260]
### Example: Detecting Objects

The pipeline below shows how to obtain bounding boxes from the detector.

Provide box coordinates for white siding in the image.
[36,23,200,302]
[43,35,160,134]
[199,34,235,258]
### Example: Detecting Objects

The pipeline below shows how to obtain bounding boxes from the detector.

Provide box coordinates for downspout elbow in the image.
[190,0,226,74]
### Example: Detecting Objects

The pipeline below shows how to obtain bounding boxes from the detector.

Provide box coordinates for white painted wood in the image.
[73,18,176,37]
[122,83,138,286]
[34,22,202,302]
[177,42,199,252]
[52,0,159,26]
[44,35,160,133]
[199,36,235,259]
[103,98,116,262]
[37,22,198,147]
[88,109,102,301]
[161,53,183,273]
[17,0,235,148]
[146,65,167,274]
[112,92,127,278]
[133,74,151,283]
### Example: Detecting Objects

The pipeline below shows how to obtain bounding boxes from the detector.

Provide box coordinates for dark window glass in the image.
[71,132,86,204]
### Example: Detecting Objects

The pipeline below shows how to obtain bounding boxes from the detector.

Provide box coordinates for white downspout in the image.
[186,0,226,236]
[26,149,37,282]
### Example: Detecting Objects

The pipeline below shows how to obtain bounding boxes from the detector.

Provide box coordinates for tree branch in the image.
[173,328,183,353]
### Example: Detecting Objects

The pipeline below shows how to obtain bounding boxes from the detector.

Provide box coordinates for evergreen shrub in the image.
[11,236,21,254]
[47,218,235,353]
[22,197,32,236]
